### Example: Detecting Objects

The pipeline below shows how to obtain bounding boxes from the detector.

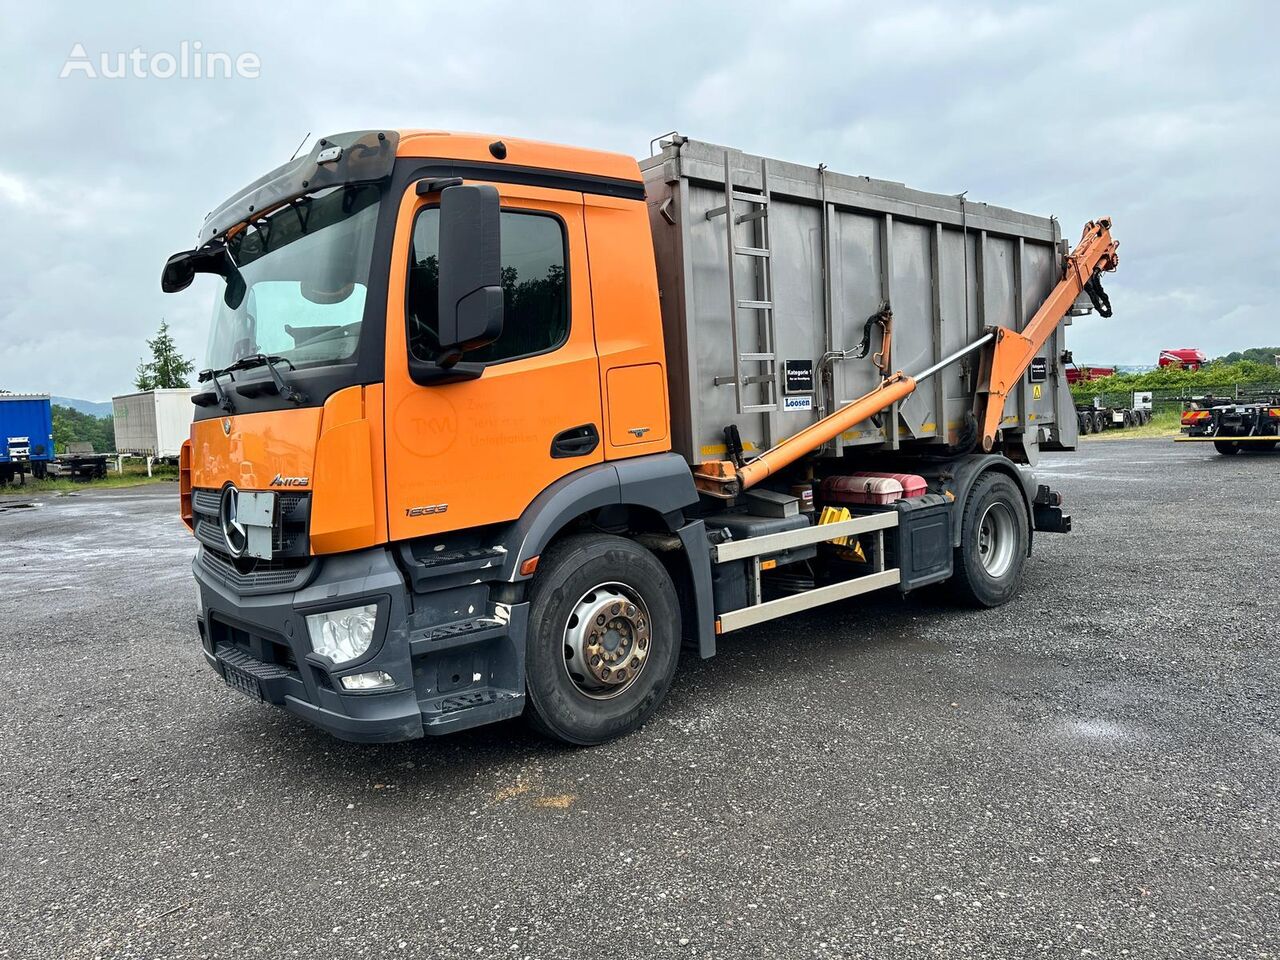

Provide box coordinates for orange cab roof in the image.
[394,130,641,184]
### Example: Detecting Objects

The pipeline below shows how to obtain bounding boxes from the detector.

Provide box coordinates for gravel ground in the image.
[1,439,1277,959]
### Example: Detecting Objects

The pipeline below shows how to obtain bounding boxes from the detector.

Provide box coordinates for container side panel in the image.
[766,199,826,444]
[889,220,937,439]
[831,211,887,448]
[643,137,1075,465]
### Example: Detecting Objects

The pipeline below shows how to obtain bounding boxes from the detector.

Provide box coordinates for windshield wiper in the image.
[194,368,236,412]
[221,353,308,405]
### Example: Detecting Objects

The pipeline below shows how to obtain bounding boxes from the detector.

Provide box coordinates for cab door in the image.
[383,182,602,540]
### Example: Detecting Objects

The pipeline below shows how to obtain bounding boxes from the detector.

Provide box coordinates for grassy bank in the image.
[0,462,177,497]
[1081,408,1182,441]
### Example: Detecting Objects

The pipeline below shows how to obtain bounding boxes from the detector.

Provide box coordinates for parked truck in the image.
[1177,391,1280,454]
[111,388,197,461]
[0,393,55,484]
[160,130,1118,745]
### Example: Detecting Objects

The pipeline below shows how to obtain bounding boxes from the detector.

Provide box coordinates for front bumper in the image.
[194,545,528,743]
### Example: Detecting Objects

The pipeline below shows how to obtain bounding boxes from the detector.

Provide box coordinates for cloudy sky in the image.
[1,1,1275,400]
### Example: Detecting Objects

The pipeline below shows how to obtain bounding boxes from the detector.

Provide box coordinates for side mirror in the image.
[160,245,246,309]
[160,250,198,293]
[436,184,503,364]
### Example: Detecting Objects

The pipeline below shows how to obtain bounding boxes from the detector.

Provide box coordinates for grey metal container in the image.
[640,136,1081,466]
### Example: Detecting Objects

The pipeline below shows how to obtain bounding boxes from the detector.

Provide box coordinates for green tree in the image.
[51,405,115,453]
[135,320,195,390]
[1213,346,1280,366]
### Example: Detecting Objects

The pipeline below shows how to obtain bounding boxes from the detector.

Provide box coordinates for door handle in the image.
[550,424,600,459]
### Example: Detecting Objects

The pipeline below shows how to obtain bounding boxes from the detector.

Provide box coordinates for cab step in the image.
[420,686,524,734]
[408,616,506,655]
[402,545,507,589]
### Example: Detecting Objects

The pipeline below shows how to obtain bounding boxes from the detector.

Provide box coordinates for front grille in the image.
[192,488,221,514]
[199,547,315,594]
[191,486,311,560]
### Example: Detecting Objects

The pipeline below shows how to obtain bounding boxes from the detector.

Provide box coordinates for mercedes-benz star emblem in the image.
[220,485,247,558]
[222,417,232,436]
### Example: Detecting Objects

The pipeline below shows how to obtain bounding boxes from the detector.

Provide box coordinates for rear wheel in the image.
[1093,412,1106,433]
[1079,413,1092,435]
[1214,441,1240,456]
[952,472,1029,608]
[525,534,681,745]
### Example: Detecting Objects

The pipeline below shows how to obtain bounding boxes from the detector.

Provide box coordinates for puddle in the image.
[0,501,39,511]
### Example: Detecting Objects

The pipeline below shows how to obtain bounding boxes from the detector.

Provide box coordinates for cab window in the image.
[407,208,569,364]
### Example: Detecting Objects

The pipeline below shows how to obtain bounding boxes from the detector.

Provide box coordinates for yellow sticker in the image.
[1032,384,1042,400]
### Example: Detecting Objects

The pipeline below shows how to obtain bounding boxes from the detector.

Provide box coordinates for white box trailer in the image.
[111,389,196,459]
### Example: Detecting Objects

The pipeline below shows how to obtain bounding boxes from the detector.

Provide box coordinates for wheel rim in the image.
[562,582,652,700]
[976,501,1017,579]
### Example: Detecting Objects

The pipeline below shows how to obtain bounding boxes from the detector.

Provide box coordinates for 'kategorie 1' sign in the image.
[784,359,814,395]
[1027,357,1048,383]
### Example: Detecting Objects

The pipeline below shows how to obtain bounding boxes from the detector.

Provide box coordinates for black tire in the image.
[1079,413,1092,435]
[1093,412,1106,433]
[1214,441,1240,456]
[525,533,681,745]
[951,472,1029,608]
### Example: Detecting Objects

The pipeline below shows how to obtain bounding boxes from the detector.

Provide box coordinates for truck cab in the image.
[166,131,698,742]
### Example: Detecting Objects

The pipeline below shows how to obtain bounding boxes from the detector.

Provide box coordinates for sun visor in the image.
[198,130,399,244]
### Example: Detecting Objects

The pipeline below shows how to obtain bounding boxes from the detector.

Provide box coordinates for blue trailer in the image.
[0,393,55,484]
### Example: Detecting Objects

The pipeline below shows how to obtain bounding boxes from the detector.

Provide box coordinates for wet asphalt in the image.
[0,438,1277,959]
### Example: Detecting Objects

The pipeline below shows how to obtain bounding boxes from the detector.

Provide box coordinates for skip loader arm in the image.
[975,218,1119,451]
[692,218,1118,498]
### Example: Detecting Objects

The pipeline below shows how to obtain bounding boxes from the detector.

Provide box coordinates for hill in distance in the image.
[52,396,113,418]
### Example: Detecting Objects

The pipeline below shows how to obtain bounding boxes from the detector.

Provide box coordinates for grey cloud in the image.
[0,0,1276,398]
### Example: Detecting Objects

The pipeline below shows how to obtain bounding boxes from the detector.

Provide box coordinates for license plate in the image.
[222,661,264,701]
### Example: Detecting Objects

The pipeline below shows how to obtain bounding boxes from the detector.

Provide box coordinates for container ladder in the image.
[707,152,778,415]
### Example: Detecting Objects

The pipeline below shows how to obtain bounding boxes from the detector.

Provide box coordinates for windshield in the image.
[204,183,380,371]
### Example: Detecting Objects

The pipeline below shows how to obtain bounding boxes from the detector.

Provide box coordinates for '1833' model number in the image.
[405,503,449,517]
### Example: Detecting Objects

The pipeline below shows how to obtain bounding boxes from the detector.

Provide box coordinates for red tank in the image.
[822,472,928,506]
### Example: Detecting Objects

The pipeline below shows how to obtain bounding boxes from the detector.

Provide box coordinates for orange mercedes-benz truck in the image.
[162,130,1115,744]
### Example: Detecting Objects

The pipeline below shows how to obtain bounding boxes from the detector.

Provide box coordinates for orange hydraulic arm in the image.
[976,218,1118,451]
[693,218,1118,498]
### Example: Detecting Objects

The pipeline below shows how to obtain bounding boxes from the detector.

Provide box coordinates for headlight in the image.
[306,604,378,664]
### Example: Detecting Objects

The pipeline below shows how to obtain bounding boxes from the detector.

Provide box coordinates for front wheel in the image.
[1214,441,1240,456]
[525,534,681,745]
[951,472,1029,608]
